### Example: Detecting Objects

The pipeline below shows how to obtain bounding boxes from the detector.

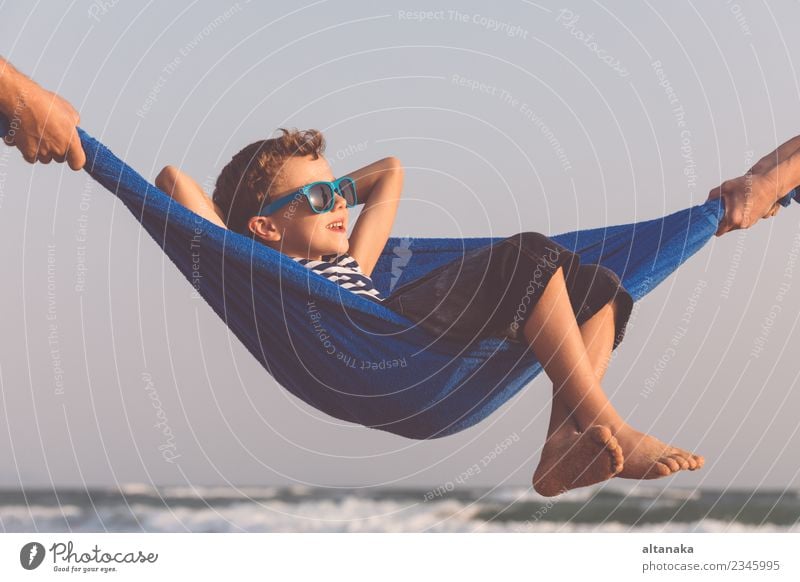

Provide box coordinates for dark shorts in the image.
[383,231,634,349]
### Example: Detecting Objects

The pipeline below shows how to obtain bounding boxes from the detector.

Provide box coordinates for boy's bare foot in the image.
[533,425,624,497]
[613,425,704,479]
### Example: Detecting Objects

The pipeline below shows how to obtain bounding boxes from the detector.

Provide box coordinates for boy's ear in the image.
[248,215,281,242]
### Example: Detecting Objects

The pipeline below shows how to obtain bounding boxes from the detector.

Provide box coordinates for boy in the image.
[156,127,704,496]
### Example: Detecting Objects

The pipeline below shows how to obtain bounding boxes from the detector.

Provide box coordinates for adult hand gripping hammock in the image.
[3,116,798,439]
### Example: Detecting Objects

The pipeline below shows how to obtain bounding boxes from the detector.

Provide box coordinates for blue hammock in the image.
[3,118,798,439]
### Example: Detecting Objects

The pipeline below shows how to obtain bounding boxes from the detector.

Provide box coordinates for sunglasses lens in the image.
[307,183,333,211]
[339,178,357,206]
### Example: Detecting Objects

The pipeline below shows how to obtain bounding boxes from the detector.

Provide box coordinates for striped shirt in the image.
[292,252,384,302]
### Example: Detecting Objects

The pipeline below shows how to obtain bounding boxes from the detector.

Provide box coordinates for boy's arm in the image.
[345,157,403,278]
[155,165,227,229]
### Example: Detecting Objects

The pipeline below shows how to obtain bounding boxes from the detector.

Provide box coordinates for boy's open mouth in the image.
[326,220,345,233]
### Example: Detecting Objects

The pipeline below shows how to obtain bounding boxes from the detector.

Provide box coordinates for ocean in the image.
[2,484,798,532]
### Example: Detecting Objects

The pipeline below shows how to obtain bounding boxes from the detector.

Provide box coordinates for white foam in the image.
[159,485,280,500]
[4,497,796,533]
[483,484,595,504]
[119,483,157,496]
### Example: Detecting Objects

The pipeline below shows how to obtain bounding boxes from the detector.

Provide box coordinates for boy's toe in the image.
[650,462,672,478]
[661,457,681,473]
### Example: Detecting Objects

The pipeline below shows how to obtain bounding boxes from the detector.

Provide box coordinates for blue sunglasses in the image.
[258,176,357,216]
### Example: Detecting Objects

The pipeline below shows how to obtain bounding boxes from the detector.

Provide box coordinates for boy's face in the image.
[247,154,350,260]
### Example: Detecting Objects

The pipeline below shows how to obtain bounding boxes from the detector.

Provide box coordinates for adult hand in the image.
[763,200,782,219]
[0,62,86,170]
[706,171,780,237]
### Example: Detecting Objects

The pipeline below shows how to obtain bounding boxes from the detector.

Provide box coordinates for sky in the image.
[1,0,800,492]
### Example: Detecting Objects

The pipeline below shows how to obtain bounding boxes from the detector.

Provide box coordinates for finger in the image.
[37,152,53,164]
[720,215,739,236]
[52,132,74,164]
[66,130,86,171]
[21,146,37,164]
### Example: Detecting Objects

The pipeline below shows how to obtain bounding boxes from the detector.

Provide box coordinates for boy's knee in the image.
[511,231,562,254]
[155,165,179,194]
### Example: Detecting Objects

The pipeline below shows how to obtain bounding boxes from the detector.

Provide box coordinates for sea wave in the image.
[1,485,797,533]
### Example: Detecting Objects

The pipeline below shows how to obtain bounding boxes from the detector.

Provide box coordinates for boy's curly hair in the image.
[213,128,326,235]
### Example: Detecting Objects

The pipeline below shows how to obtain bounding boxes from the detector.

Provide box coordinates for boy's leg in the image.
[544,292,702,474]
[526,269,623,495]
[546,300,617,437]
[525,267,703,495]
[523,266,626,431]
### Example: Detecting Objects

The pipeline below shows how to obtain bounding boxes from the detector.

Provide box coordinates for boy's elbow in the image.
[384,156,403,174]
[155,165,179,194]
